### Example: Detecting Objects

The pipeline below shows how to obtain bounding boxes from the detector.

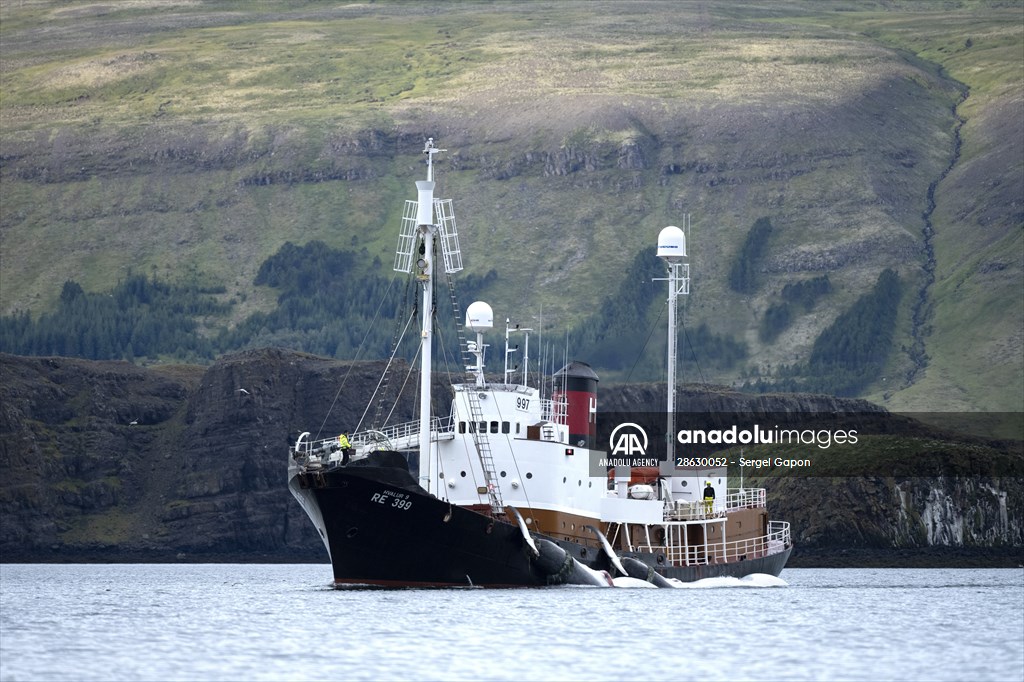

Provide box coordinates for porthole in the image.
[526,472,533,479]
[500,471,507,477]
[346,527,358,539]
[460,471,467,478]
[578,480,582,486]
[562,476,567,483]
[439,472,444,479]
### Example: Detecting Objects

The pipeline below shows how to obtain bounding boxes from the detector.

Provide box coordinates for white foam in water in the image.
[667,573,789,589]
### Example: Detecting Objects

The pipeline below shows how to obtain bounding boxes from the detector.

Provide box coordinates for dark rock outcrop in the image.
[1,350,1020,565]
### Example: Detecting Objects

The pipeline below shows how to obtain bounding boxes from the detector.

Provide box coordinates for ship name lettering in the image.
[370,490,413,510]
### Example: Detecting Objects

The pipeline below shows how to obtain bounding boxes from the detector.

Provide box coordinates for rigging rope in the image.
[354,307,418,435]
[624,300,667,385]
[313,274,399,441]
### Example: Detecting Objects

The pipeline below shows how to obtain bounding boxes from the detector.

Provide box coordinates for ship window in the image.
[490,421,499,434]
[562,476,566,483]
[578,480,582,486]
[467,422,475,433]
[478,421,486,433]
[589,481,593,488]
[526,472,533,479]
[681,480,687,487]
[502,421,510,434]
[460,471,467,478]
[459,422,466,434]
[439,472,444,478]
[500,471,506,478]
[516,423,520,434]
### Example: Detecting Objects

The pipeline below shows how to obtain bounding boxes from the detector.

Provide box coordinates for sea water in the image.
[1,564,1021,681]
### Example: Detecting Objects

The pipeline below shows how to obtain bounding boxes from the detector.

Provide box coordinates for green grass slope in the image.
[0,1,1020,411]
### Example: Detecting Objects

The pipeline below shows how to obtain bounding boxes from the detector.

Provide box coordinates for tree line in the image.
[1,240,902,398]
[0,242,497,365]
[746,269,902,396]
[0,276,226,362]
[569,246,748,379]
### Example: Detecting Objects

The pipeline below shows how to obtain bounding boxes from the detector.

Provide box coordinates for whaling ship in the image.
[288,140,792,587]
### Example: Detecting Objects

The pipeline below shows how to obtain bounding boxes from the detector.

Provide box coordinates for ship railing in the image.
[665,488,766,520]
[637,520,791,567]
[291,415,456,468]
[453,382,535,395]
[725,488,766,511]
[350,415,455,452]
[540,398,567,424]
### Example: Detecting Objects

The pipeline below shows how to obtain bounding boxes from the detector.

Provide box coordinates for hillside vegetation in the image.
[1,1,1021,411]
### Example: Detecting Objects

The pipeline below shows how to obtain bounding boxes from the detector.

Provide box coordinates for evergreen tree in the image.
[728,217,773,294]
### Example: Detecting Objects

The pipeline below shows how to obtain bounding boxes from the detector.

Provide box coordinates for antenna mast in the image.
[656,217,690,467]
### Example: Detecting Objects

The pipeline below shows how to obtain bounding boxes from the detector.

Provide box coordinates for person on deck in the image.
[338,433,352,465]
[703,481,715,516]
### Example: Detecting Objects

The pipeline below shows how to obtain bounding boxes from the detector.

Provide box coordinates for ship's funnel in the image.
[416,180,435,226]
[657,225,687,262]
[553,361,599,449]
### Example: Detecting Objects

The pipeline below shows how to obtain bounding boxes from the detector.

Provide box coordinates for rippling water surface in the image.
[1,564,1021,681]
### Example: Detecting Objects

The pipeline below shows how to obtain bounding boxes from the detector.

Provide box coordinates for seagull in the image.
[237,388,250,395]
[129,420,138,425]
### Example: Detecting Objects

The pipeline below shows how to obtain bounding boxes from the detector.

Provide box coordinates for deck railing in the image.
[292,414,455,468]
[666,487,767,520]
[635,520,791,567]
[540,397,567,424]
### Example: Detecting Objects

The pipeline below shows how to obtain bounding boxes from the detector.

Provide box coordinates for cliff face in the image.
[1,350,1020,564]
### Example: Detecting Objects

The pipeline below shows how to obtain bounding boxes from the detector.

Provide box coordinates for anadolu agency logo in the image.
[610,422,648,455]
[600,422,660,467]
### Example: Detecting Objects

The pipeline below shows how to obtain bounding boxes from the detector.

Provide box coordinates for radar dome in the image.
[465,301,494,332]
[657,225,687,262]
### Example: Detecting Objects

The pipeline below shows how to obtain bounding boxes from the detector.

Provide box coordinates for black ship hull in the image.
[294,452,790,587]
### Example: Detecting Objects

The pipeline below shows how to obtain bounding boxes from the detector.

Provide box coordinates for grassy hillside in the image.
[0,1,1020,411]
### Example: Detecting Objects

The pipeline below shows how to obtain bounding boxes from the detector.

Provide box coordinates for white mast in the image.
[504,319,533,386]
[657,218,690,467]
[415,141,442,490]
[395,138,458,492]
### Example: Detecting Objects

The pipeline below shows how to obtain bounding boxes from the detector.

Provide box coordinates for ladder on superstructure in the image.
[464,386,505,517]
[446,271,505,517]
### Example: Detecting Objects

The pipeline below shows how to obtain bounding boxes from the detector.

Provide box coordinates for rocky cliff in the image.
[1,350,1020,565]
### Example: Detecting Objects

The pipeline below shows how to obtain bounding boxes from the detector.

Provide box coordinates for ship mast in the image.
[415,141,442,489]
[395,138,463,493]
[657,218,690,467]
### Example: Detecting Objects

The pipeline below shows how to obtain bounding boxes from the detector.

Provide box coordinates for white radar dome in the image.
[465,301,494,332]
[657,225,687,262]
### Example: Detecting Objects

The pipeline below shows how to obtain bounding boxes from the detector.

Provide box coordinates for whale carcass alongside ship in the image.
[288,140,793,587]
